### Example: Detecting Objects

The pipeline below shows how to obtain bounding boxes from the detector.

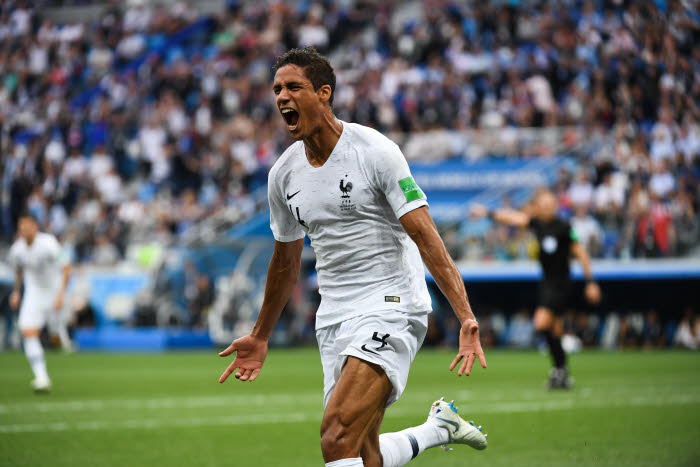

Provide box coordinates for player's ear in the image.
[317,84,332,105]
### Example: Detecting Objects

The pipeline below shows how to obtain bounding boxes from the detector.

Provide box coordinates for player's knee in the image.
[320,413,359,459]
[534,308,553,331]
[21,329,40,338]
[360,436,382,467]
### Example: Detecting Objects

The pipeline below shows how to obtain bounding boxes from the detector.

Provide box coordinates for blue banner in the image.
[410,157,575,222]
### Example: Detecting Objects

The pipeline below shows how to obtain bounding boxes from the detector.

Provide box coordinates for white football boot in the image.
[426,397,487,451]
[31,377,51,393]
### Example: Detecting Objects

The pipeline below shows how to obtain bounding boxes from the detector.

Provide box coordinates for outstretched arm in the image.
[471,203,530,228]
[219,238,304,383]
[571,242,601,304]
[9,267,22,310]
[400,206,486,376]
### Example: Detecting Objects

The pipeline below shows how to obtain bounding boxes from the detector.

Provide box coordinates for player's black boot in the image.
[547,367,573,390]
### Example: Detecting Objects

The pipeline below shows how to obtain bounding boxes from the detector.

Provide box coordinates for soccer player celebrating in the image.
[219,47,488,467]
[8,214,72,392]
[471,190,601,389]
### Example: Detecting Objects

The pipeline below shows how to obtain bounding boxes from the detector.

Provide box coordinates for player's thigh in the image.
[321,357,391,448]
[18,295,50,335]
[337,312,428,407]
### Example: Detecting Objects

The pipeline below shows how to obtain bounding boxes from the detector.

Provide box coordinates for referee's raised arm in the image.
[470,203,531,227]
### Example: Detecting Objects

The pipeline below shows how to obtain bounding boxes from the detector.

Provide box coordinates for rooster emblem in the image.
[339,178,353,198]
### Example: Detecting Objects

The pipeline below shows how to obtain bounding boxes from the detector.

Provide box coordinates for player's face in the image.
[18,217,38,242]
[535,192,558,221]
[273,65,327,140]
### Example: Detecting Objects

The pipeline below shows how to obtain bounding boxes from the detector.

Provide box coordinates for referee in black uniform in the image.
[472,189,601,388]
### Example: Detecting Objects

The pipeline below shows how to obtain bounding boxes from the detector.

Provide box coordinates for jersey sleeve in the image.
[372,142,428,219]
[268,167,305,242]
[568,222,580,243]
[528,217,541,233]
[7,244,19,270]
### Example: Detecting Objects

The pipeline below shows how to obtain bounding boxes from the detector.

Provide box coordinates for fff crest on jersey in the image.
[339,174,356,212]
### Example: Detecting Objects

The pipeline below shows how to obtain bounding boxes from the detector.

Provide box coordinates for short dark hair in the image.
[17,211,38,225]
[273,47,336,106]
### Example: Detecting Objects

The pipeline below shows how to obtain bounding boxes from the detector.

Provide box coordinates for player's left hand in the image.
[218,334,268,383]
[450,318,487,376]
[585,281,601,304]
[53,294,63,311]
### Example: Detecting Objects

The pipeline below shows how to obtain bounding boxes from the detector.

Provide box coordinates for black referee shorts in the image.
[537,280,572,315]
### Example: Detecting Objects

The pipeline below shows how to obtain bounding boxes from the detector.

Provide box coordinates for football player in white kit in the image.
[219,48,488,467]
[8,214,72,392]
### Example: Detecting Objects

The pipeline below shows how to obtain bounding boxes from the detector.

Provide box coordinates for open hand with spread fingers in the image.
[450,318,487,377]
[219,334,268,383]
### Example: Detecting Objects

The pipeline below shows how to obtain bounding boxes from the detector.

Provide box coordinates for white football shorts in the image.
[18,290,62,332]
[316,311,429,408]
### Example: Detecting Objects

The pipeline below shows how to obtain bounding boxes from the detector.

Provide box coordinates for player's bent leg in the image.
[379,397,487,467]
[321,356,391,465]
[48,308,74,353]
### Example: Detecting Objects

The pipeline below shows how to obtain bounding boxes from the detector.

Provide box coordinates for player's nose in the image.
[277,88,290,105]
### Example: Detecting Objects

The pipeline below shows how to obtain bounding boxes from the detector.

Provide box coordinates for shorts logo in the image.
[385,296,400,303]
[360,332,391,356]
[398,177,425,203]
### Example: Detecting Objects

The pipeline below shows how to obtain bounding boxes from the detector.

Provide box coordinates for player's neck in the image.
[303,113,343,168]
[25,234,36,245]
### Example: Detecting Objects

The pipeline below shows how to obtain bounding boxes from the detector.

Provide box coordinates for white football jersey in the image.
[268,122,432,329]
[8,232,66,296]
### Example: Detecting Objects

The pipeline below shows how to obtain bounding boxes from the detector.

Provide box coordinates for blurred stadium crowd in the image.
[1,0,699,263]
[0,1,699,350]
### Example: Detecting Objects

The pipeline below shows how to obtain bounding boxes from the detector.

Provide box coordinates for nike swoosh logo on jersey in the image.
[286,190,301,200]
[436,417,460,434]
[360,344,380,356]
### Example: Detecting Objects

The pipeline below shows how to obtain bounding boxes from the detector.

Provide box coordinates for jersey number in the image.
[289,204,307,228]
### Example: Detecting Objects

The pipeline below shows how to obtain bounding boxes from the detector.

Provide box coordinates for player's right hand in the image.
[218,334,268,383]
[585,281,601,304]
[470,204,488,219]
[9,291,20,310]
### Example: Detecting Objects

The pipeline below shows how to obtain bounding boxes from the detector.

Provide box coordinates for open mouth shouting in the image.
[281,107,300,131]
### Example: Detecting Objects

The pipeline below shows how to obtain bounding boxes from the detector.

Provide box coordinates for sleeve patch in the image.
[398,177,425,203]
[570,228,579,242]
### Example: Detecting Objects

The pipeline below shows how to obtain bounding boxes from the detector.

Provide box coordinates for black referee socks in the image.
[541,330,567,369]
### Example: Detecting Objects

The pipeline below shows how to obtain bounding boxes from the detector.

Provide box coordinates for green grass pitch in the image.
[1,348,699,466]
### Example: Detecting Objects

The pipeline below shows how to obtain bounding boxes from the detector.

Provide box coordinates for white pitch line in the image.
[0,412,316,434]
[1,393,698,434]
[0,393,322,414]
[0,385,696,415]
